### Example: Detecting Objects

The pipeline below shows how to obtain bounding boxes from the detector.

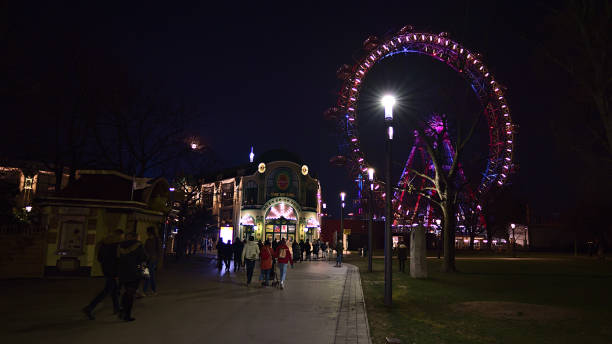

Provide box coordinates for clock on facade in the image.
[258,163,266,173]
[301,165,308,176]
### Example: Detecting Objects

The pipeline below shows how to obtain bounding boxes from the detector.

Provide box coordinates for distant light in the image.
[367,168,374,181]
[388,126,394,140]
[322,203,327,209]
[169,187,175,192]
[340,192,346,201]
[249,146,254,163]
[191,143,197,150]
[510,223,516,229]
[25,206,32,212]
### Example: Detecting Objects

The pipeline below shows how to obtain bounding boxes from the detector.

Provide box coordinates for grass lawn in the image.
[346,253,612,344]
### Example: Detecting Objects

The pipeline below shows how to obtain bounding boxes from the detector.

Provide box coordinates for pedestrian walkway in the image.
[0,257,371,344]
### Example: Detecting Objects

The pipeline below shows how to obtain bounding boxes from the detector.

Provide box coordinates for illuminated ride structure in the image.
[325,26,516,228]
[393,114,482,230]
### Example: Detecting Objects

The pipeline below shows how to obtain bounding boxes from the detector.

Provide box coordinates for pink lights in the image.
[266,203,297,221]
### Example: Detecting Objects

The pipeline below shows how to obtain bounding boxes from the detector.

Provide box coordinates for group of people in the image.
[82,226,161,322]
[291,239,330,262]
[215,237,245,272]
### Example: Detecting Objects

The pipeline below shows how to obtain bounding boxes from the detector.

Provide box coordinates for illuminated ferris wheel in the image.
[325,25,516,222]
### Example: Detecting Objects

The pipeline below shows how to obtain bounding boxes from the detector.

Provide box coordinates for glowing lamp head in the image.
[510,223,516,229]
[381,95,396,120]
[367,168,374,181]
[322,203,327,209]
[340,192,346,201]
[25,206,32,212]
[169,187,175,192]
[436,219,441,225]
[190,143,197,150]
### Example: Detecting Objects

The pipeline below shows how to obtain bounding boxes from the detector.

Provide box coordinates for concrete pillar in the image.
[410,225,427,278]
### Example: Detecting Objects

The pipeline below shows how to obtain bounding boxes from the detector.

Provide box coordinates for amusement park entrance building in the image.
[200,149,322,243]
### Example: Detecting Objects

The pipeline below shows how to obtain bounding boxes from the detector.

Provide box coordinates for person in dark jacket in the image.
[298,240,305,262]
[313,240,320,260]
[222,239,233,271]
[396,238,408,272]
[216,239,225,272]
[304,239,312,261]
[82,229,124,320]
[143,226,161,295]
[335,240,344,267]
[232,237,244,272]
[292,240,301,263]
[117,231,147,322]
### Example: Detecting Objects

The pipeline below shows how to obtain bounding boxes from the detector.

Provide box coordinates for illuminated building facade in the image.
[201,150,322,244]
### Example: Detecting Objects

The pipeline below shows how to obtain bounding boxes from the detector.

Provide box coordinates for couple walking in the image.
[83,227,160,322]
[242,236,293,289]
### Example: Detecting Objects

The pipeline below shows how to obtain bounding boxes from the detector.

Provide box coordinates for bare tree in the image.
[404,113,482,272]
[93,92,199,177]
[545,0,612,168]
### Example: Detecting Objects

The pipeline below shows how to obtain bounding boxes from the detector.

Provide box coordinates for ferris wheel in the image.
[325,25,516,222]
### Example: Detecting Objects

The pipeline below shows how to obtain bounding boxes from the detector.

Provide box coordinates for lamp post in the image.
[339,192,346,249]
[367,168,375,272]
[436,218,442,259]
[382,95,395,307]
[510,223,516,258]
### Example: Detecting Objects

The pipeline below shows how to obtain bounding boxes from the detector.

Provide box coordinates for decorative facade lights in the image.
[266,203,297,220]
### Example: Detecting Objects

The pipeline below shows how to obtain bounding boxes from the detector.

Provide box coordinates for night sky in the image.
[4,1,582,218]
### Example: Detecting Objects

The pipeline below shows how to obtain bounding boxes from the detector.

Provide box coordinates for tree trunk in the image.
[442,201,457,272]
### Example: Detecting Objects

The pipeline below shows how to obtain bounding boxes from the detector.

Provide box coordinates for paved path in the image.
[0,257,371,344]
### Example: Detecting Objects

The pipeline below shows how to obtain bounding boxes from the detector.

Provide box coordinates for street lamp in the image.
[367,168,374,272]
[436,218,442,259]
[510,223,516,257]
[381,94,395,307]
[339,192,346,249]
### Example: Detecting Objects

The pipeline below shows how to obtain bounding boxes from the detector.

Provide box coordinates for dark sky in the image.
[4,1,580,218]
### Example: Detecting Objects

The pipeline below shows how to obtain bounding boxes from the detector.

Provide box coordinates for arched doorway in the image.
[264,202,298,243]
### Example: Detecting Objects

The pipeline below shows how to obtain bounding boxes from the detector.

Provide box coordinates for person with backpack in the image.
[241,236,259,286]
[259,241,274,287]
[274,238,294,289]
[82,229,124,320]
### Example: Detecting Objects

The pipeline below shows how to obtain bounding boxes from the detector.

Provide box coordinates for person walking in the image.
[299,240,305,261]
[292,240,301,263]
[335,240,344,267]
[216,239,225,273]
[321,241,328,260]
[233,237,244,272]
[397,238,408,272]
[241,236,259,286]
[259,241,274,287]
[274,238,294,289]
[223,239,233,272]
[304,239,312,261]
[117,231,147,322]
[272,238,279,252]
[82,229,124,320]
[143,227,161,296]
[313,240,320,260]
